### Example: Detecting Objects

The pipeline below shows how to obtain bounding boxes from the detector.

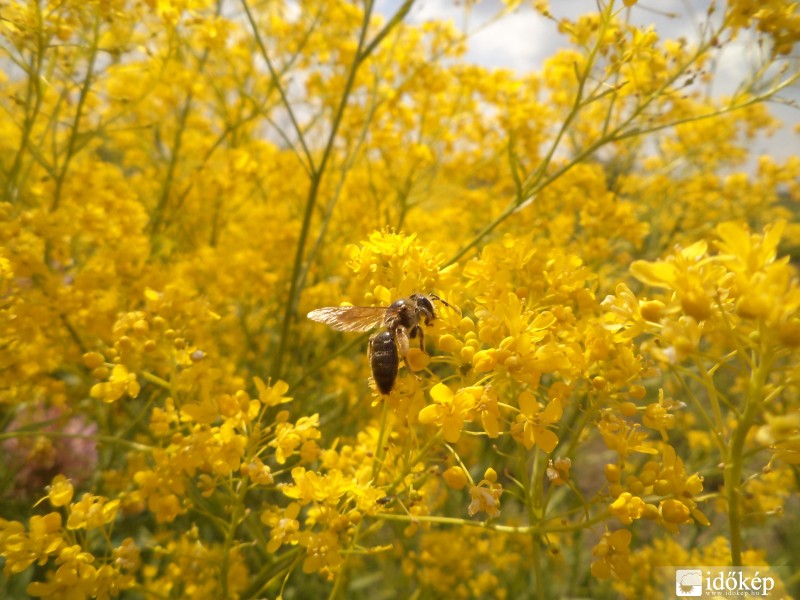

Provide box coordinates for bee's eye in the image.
[417,296,434,313]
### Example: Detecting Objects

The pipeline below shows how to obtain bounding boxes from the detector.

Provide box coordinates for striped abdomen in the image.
[369,330,398,394]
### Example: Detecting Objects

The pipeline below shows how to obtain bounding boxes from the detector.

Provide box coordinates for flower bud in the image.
[83,351,105,369]
[443,466,468,490]
[660,498,690,524]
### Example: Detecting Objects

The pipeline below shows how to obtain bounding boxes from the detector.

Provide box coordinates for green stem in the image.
[266,4,371,382]
[373,509,608,536]
[50,14,101,212]
[519,444,546,598]
[532,531,544,599]
[5,3,46,202]
[725,349,770,566]
[0,429,153,452]
[148,87,194,235]
[372,399,391,481]
[149,0,221,235]
[269,0,416,381]
[675,363,728,456]
[220,480,250,598]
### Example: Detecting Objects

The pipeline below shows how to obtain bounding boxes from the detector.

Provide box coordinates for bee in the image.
[307,293,454,395]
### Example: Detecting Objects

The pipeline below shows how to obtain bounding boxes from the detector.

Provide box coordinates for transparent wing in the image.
[307,306,388,332]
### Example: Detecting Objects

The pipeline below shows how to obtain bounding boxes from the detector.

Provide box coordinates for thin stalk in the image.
[0,429,153,453]
[372,398,391,481]
[241,0,315,171]
[149,0,222,235]
[147,92,193,235]
[519,444,545,599]
[725,348,771,566]
[220,479,250,599]
[5,4,46,202]
[269,0,417,381]
[295,69,384,295]
[373,508,608,535]
[50,14,101,212]
[672,366,728,455]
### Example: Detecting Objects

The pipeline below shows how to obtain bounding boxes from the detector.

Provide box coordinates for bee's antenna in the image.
[429,293,461,315]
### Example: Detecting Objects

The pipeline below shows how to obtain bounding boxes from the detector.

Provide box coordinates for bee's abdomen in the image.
[370,331,398,395]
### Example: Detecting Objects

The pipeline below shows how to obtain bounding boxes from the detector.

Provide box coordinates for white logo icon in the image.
[676,569,703,596]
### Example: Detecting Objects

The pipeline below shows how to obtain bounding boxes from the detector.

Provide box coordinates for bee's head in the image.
[411,294,435,317]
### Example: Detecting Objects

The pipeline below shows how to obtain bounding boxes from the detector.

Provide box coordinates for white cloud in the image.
[463,12,553,72]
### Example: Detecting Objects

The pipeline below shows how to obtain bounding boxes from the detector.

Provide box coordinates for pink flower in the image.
[2,404,98,498]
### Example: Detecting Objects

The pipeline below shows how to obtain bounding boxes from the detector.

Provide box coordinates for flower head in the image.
[510,391,562,452]
[467,468,503,518]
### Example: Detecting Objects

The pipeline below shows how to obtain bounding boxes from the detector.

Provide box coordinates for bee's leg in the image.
[395,327,410,360]
[396,327,424,383]
[402,356,413,373]
[395,327,417,374]
[413,325,425,350]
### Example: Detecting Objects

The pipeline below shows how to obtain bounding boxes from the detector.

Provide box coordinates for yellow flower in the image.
[631,240,721,321]
[609,492,647,525]
[510,391,562,452]
[47,475,74,508]
[204,421,246,476]
[467,468,503,518]
[26,545,98,599]
[591,529,633,580]
[261,503,301,554]
[148,493,183,524]
[0,513,64,575]
[282,467,354,506]
[89,364,140,403]
[298,529,344,575]
[418,383,481,443]
[598,414,659,458]
[345,231,447,301]
[270,414,321,464]
[476,386,501,438]
[653,446,710,532]
[642,390,679,440]
[66,494,120,530]
[254,377,293,407]
[546,457,572,486]
[241,457,274,486]
[112,538,141,572]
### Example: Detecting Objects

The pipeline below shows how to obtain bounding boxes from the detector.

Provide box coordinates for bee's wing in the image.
[307,306,387,332]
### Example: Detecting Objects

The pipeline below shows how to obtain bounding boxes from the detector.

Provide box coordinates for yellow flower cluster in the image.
[1,0,798,597]
[0,479,134,599]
